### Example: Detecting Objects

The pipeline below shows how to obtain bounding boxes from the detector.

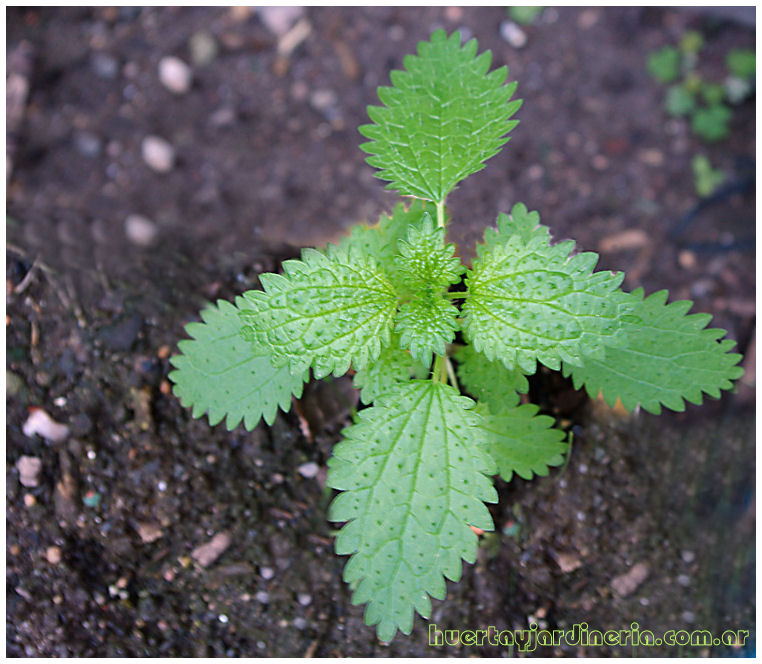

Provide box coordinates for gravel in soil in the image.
[7,7,755,656]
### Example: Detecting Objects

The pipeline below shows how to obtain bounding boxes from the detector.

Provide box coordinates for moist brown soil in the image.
[6,6,755,656]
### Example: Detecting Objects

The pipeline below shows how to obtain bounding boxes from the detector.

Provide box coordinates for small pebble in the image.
[141,135,175,173]
[125,214,158,247]
[678,250,697,270]
[46,545,62,565]
[23,408,70,443]
[158,56,192,94]
[255,591,270,603]
[16,456,42,488]
[189,31,218,67]
[611,562,649,597]
[681,550,696,564]
[191,532,231,568]
[258,6,304,36]
[260,566,275,580]
[297,593,312,607]
[681,610,695,623]
[677,574,691,587]
[83,490,101,508]
[218,614,229,624]
[24,493,36,507]
[293,617,307,630]
[91,52,119,79]
[310,88,337,112]
[297,462,319,479]
[136,521,163,544]
[500,21,527,49]
[74,131,102,158]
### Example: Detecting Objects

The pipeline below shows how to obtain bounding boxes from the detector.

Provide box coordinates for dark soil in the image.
[6,6,755,657]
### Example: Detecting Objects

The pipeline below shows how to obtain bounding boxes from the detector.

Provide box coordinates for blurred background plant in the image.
[647,31,755,143]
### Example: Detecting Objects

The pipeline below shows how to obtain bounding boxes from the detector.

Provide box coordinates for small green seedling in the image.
[171,31,743,642]
[647,35,755,143]
[691,154,726,197]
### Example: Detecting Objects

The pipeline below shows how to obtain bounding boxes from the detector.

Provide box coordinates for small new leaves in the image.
[327,381,497,643]
[169,299,306,430]
[339,200,435,291]
[564,289,744,414]
[240,247,397,379]
[360,29,521,203]
[464,204,628,373]
[393,217,462,364]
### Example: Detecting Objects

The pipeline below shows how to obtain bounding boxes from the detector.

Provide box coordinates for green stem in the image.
[436,200,446,229]
[446,291,468,299]
[431,355,444,383]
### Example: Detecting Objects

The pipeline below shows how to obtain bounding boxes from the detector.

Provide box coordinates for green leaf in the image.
[240,247,397,379]
[691,104,732,142]
[395,295,459,366]
[169,299,306,429]
[475,403,567,482]
[454,344,528,413]
[727,49,755,79]
[463,204,628,373]
[691,154,725,197]
[393,215,464,292]
[700,82,725,106]
[353,345,420,405]
[647,46,681,83]
[327,381,497,642]
[664,85,695,117]
[359,29,521,203]
[564,289,744,414]
[507,6,544,25]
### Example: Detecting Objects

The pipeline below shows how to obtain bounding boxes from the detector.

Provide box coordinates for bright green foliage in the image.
[239,247,397,379]
[564,289,744,414]
[464,205,628,373]
[396,296,458,366]
[691,104,732,141]
[171,29,744,645]
[647,46,681,83]
[476,403,567,482]
[393,216,463,293]
[339,200,435,290]
[169,299,306,429]
[327,381,497,642]
[352,345,420,404]
[359,29,521,203]
[727,49,755,79]
[455,344,528,413]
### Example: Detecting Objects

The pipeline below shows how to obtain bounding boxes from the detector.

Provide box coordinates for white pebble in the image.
[16,456,42,488]
[260,566,275,580]
[297,462,319,479]
[258,6,304,36]
[141,135,175,173]
[125,214,158,247]
[22,408,69,443]
[255,591,270,603]
[297,593,312,607]
[500,21,527,49]
[158,56,192,94]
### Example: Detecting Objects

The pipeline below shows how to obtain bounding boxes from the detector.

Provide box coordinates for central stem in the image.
[436,200,446,229]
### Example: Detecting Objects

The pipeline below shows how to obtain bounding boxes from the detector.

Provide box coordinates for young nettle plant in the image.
[170,31,743,642]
